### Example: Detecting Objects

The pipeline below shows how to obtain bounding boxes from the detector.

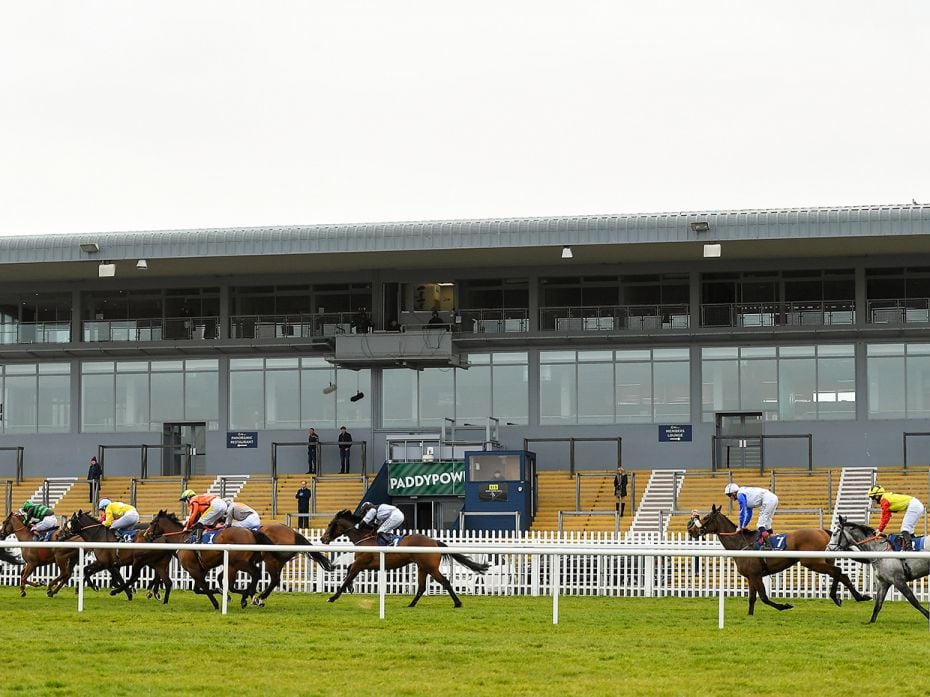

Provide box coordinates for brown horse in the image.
[689,504,871,614]
[320,509,489,607]
[0,511,90,598]
[67,510,174,602]
[143,510,267,609]
[64,511,135,600]
[251,523,333,605]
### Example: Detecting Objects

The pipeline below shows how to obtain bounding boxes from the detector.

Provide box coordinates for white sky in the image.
[2,1,929,237]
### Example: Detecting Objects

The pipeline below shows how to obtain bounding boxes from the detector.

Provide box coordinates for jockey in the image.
[357,501,405,546]
[869,486,925,551]
[179,489,227,543]
[724,483,779,548]
[21,500,57,539]
[98,498,140,536]
[224,499,261,530]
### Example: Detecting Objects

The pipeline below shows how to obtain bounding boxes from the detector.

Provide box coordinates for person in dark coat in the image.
[338,426,352,474]
[87,456,102,503]
[295,480,311,528]
[613,466,629,517]
[306,427,319,474]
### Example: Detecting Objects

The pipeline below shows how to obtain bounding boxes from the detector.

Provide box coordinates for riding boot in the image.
[902,531,913,552]
[620,503,626,517]
[378,532,392,546]
[615,503,620,514]
[194,525,204,544]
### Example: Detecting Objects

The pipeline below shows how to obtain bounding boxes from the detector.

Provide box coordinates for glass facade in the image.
[867,343,930,419]
[701,344,856,421]
[540,348,690,425]
[0,362,70,434]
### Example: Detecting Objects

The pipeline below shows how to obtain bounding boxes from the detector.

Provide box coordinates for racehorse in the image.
[827,516,930,623]
[143,510,268,609]
[251,523,333,605]
[0,510,90,598]
[67,510,174,602]
[320,509,489,607]
[689,504,871,615]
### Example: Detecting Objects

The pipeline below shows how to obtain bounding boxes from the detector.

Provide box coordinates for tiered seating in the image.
[529,470,635,533]
[870,467,930,535]
[530,470,574,532]
[127,478,185,518]
[310,474,371,527]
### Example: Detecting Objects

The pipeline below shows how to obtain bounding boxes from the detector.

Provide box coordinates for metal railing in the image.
[867,297,930,324]
[0,447,25,482]
[558,510,622,534]
[573,470,636,513]
[458,308,530,334]
[701,300,855,328]
[272,440,368,477]
[540,304,689,332]
[83,316,220,342]
[230,311,362,339]
[0,321,71,345]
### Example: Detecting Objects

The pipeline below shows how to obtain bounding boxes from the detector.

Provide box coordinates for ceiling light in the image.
[136,259,148,270]
[561,246,573,259]
[690,221,710,233]
[80,242,100,253]
[350,391,365,402]
[98,262,116,278]
[322,383,336,395]
[703,243,722,258]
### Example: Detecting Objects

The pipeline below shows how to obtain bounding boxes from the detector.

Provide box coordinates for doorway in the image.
[162,422,206,476]
[715,412,763,471]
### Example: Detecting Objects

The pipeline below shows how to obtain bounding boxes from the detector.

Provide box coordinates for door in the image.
[162,422,206,476]
[715,412,763,471]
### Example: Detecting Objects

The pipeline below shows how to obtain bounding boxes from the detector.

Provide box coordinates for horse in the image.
[251,523,333,606]
[143,510,268,609]
[827,516,930,623]
[689,504,871,615]
[0,510,90,598]
[320,509,489,607]
[67,510,174,602]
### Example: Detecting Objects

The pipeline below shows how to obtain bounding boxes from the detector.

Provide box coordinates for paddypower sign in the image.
[388,461,466,496]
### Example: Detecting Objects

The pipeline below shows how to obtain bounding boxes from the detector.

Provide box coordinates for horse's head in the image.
[68,510,109,539]
[1,511,27,538]
[688,504,728,538]
[320,509,360,544]
[143,510,182,541]
[827,515,880,552]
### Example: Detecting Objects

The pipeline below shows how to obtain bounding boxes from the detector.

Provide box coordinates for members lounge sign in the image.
[388,461,465,496]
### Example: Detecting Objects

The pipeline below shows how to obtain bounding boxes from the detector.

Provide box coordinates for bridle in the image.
[830,522,887,551]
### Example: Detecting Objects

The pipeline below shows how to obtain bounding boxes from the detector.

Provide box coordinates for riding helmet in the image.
[867,486,885,498]
[98,498,112,510]
[179,489,196,501]
[724,483,739,495]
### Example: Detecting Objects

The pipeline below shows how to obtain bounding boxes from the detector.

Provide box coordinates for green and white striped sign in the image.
[388,461,466,496]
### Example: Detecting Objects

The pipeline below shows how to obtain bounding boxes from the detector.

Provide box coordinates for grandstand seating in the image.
[530,470,635,534]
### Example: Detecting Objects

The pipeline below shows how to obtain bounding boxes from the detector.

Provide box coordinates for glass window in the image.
[151,371,184,425]
[301,367,336,427]
[778,356,817,421]
[229,370,263,429]
[578,361,614,424]
[868,354,905,419]
[186,369,219,426]
[492,362,528,425]
[740,356,777,415]
[37,373,70,433]
[266,368,300,429]
[906,354,930,419]
[654,360,690,420]
[817,356,856,420]
[616,360,652,423]
[540,362,576,425]
[701,358,739,421]
[419,368,455,427]
[382,369,417,427]
[456,363,491,424]
[116,372,149,431]
[81,373,114,431]
[5,374,38,433]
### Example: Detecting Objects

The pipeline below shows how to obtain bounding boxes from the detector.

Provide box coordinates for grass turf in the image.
[2,588,929,696]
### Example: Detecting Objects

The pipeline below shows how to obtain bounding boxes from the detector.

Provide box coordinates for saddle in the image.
[34,527,59,542]
[887,534,925,552]
[378,532,402,547]
[752,533,787,551]
[189,528,223,545]
[111,528,136,542]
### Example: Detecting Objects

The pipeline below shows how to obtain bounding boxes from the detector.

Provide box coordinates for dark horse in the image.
[320,509,489,607]
[68,510,174,603]
[827,516,930,623]
[143,510,268,610]
[252,523,333,605]
[0,511,92,598]
[689,504,871,615]
[64,510,135,600]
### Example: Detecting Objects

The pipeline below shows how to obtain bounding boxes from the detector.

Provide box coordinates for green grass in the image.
[3,588,930,697]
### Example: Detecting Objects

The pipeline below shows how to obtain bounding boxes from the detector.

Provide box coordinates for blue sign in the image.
[227,431,258,448]
[659,424,692,442]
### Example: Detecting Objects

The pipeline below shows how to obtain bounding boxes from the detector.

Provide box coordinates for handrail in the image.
[272,440,368,477]
[0,447,25,483]
[558,510,621,534]
[523,437,621,478]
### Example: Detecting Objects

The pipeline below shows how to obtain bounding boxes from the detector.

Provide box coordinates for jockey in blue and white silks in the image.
[724,483,779,543]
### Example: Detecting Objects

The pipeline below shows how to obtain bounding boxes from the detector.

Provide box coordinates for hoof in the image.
[860,595,872,602]
[20,591,26,598]
[832,597,843,608]
[327,596,338,603]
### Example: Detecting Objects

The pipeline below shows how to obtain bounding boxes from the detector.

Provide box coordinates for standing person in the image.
[306,427,319,474]
[868,486,926,551]
[179,489,228,543]
[295,480,311,528]
[724,482,779,548]
[87,455,102,504]
[613,465,629,517]
[357,501,405,546]
[338,426,353,474]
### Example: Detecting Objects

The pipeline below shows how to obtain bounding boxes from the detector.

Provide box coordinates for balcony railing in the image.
[701,300,856,328]
[230,313,358,340]
[539,304,690,332]
[459,308,529,334]
[83,316,220,342]
[0,322,71,345]
[867,298,930,325]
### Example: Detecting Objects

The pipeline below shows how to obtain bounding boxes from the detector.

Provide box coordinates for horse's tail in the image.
[251,529,289,563]
[291,529,334,572]
[437,541,490,574]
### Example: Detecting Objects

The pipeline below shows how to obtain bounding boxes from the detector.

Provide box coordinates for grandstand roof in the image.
[2,203,929,282]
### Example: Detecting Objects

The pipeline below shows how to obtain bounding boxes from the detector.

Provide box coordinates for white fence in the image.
[2,530,929,621]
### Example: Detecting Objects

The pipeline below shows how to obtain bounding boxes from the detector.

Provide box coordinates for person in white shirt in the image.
[724,483,779,548]
[357,501,405,546]
[224,500,261,531]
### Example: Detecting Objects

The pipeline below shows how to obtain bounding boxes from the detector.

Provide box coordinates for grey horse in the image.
[827,515,930,623]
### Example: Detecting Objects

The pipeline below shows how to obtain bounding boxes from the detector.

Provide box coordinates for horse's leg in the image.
[749,574,793,612]
[747,585,756,615]
[107,565,133,600]
[18,560,38,597]
[408,565,429,607]
[869,580,891,623]
[156,559,173,604]
[804,560,871,604]
[255,557,282,605]
[893,580,930,619]
[426,563,462,608]
[329,564,363,603]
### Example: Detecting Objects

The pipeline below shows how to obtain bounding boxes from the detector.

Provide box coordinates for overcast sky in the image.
[2,1,929,237]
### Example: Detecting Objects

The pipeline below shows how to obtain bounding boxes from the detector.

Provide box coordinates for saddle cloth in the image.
[755,533,787,551]
[887,534,925,551]
[199,528,222,544]
[378,533,402,546]
[112,529,136,542]
[35,528,58,542]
